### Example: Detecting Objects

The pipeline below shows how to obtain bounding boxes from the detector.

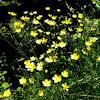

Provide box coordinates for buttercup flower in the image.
[38,90,44,96]
[29,77,34,83]
[57,36,62,41]
[45,7,50,10]
[85,41,92,46]
[59,42,67,48]
[76,27,83,32]
[89,37,98,42]
[61,70,69,78]
[3,89,11,97]
[30,56,36,61]
[57,9,61,12]
[24,11,28,14]
[33,18,40,24]
[78,13,83,18]
[62,83,69,90]
[33,11,37,14]
[51,16,57,20]
[87,46,91,51]
[36,62,44,71]
[15,28,21,33]
[30,30,38,37]
[71,53,80,60]
[72,14,77,18]
[45,69,48,73]
[52,74,62,83]
[42,79,51,87]
[60,29,66,35]
[19,77,27,85]
[36,39,42,44]
[39,53,45,59]
[29,12,33,16]
[97,56,100,61]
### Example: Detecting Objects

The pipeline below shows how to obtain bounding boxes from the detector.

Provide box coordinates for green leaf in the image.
[2,82,10,89]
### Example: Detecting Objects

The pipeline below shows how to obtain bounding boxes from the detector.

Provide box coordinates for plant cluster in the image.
[0,6,100,100]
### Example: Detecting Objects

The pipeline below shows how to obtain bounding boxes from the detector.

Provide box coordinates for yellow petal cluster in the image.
[19,77,27,85]
[52,74,62,83]
[42,79,51,87]
[71,53,80,60]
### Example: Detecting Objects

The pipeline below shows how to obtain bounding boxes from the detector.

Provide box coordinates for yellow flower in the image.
[49,20,56,25]
[33,18,40,24]
[41,38,47,44]
[78,33,82,38]
[45,7,50,10]
[30,30,38,37]
[14,21,22,27]
[19,77,27,85]
[46,48,55,53]
[89,37,98,42]
[30,56,36,61]
[76,27,83,32]
[20,16,30,21]
[20,23,25,28]
[25,61,36,72]
[33,11,37,14]
[57,36,62,41]
[45,69,48,73]
[85,41,92,46]
[36,15,43,20]
[51,56,58,62]
[72,14,77,18]
[42,79,51,87]
[38,90,43,96]
[87,46,91,51]
[78,19,82,23]
[60,29,66,35]
[15,28,21,33]
[45,57,53,63]
[82,50,87,55]
[18,57,25,61]
[68,28,73,32]
[57,9,61,12]
[29,77,34,83]
[29,12,33,16]
[24,60,31,65]
[36,39,42,44]
[52,74,62,83]
[51,16,57,20]
[39,53,45,59]
[80,23,83,26]
[38,29,43,33]
[10,12,17,16]
[97,56,100,61]
[61,70,69,78]
[36,62,44,71]
[24,11,28,14]
[90,27,95,31]
[58,42,67,48]
[48,14,52,17]
[74,48,78,52]
[3,89,11,97]
[62,83,69,90]
[71,53,80,60]
[78,13,83,18]
[61,18,72,25]
[46,31,50,35]
[8,11,11,14]
[0,94,4,98]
